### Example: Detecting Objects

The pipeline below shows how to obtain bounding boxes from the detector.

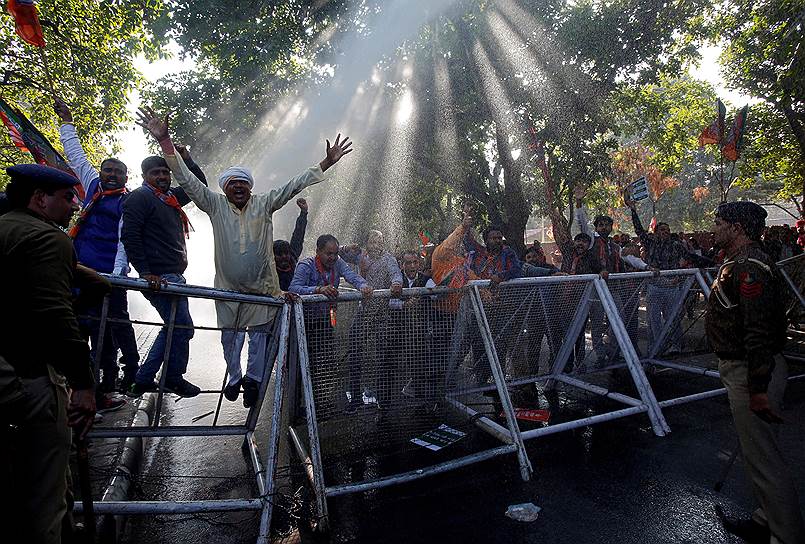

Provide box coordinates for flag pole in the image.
[35,47,56,97]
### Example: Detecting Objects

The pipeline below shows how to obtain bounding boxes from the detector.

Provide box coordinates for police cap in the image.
[715,201,767,240]
[6,164,79,189]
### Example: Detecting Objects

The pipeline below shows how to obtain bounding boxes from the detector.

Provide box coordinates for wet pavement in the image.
[113,352,805,544]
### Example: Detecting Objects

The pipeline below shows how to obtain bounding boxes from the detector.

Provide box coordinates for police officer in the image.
[706,201,805,544]
[0,164,97,544]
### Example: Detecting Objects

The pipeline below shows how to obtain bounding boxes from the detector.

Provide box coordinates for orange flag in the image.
[698,99,726,146]
[7,0,45,48]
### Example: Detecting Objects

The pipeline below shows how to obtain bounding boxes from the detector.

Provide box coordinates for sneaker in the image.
[242,378,259,408]
[127,381,158,397]
[224,380,241,402]
[97,393,127,413]
[93,413,104,424]
[166,378,201,398]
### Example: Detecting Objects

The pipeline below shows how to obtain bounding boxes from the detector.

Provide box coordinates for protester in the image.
[340,229,403,412]
[288,234,372,413]
[54,99,139,404]
[121,134,207,398]
[706,201,805,544]
[0,164,96,544]
[575,186,624,362]
[464,224,522,284]
[137,107,352,407]
[625,195,688,353]
[274,198,309,291]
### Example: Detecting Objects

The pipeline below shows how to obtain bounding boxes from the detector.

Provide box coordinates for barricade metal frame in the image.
[76,275,291,543]
[777,253,805,310]
[459,275,671,440]
[289,286,534,531]
[74,264,805,539]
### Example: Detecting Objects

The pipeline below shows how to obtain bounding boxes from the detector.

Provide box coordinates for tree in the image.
[713,0,805,215]
[0,0,164,188]
[147,0,712,248]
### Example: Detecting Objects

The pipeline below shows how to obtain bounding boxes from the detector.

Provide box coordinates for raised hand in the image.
[297,197,308,212]
[54,98,73,123]
[573,184,587,203]
[320,134,353,172]
[174,143,192,162]
[135,106,170,142]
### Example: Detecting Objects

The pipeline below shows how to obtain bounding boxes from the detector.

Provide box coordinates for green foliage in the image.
[0,0,164,188]
[143,0,714,248]
[738,102,804,211]
[712,0,805,216]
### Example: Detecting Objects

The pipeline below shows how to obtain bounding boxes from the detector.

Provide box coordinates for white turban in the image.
[218,166,254,191]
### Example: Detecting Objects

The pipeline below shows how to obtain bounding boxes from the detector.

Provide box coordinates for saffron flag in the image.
[698,99,727,146]
[7,0,46,48]
[418,230,432,246]
[649,216,658,233]
[722,105,749,162]
[0,98,80,196]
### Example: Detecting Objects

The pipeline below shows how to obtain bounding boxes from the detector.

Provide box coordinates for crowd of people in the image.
[1,101,803,543]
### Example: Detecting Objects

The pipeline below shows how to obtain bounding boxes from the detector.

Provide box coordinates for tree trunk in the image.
[495,126,529,256]
[779,97,805,218]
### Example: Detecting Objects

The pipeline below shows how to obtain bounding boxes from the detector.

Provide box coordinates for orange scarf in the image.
[68,186,126,238]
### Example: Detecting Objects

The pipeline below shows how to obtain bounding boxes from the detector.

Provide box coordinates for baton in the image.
[713,443,740,492]
[76,437,96,542]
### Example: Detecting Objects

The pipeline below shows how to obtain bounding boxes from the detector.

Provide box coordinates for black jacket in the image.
[705,242,787,393]
[0,209,94,389]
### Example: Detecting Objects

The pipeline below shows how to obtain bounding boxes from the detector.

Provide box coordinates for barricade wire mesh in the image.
[473,279,588,380]
[296,289,517,486]
[778,254,805,326]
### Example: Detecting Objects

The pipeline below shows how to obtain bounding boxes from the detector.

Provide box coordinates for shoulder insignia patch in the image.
[739,271,763,298]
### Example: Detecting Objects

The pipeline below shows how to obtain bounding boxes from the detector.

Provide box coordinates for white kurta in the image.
[164,150,326,328]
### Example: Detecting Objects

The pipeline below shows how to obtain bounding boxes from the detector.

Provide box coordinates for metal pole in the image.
[521,405,647,440]
[92,295,111,385]
[694,269,712,298]
[73,499,263,515]
[325,445,517,497]
[552,374,643,406]
[594,278,670,436]
[545,282,594,389]
[152,297,178,427]
[469,286,533,481]
[257,304,291,543]
[293,301,330,531]
[779,268,805,310]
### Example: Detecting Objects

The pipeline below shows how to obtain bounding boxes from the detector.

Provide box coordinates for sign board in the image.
[500,409,551,423]
[630,176,649,201]
[410,424,466,451]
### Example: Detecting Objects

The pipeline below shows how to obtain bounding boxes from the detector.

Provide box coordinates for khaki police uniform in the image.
[0,199,94,543]
[706,242,805,544]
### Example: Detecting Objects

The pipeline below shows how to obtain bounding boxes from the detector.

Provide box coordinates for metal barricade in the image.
[289,285,532,531]
[467,275,670,441]
[76,275,291,543]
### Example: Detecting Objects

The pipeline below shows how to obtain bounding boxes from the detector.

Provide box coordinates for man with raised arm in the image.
[137,107,353,408]
[54,99,139,401]
[625,193,688,353]
[273,198,309,291]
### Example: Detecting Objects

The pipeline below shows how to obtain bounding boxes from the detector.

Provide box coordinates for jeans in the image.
[221,322,271,387]
[135,274,194,385]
